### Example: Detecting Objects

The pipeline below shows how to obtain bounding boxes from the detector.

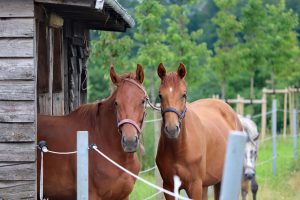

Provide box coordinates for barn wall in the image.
[0,0,36,199]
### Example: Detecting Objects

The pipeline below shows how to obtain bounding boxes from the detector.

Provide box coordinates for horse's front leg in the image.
[186,180,203,200]
[241,179,249,200]
[162,182,175,200]
[202,186,208,200]
[251,176,258,200]
[213,182,221,200]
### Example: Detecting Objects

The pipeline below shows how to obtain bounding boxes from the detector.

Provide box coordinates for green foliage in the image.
[210,0,242,98]
[88,0,300,104]
[87,31,134,102]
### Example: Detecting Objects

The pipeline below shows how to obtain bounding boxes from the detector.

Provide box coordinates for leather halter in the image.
[116,78,147,135]
[161,101,187,128]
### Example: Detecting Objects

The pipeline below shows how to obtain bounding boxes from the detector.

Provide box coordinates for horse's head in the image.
[110,64,146,153]
[244,138,258,179]
[157,63,187,139]
[242,117,260,180]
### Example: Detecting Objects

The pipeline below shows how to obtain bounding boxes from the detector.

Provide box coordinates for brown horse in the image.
[155,63,243,200]
[37,65,147,199]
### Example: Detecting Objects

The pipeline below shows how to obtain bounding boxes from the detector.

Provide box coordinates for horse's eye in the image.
[158,94,162,100]
[182,94,187,100]
[114,101,118,106]
[141,99,146,105]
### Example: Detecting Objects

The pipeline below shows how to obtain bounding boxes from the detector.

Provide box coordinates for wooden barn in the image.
[0,0,134,198]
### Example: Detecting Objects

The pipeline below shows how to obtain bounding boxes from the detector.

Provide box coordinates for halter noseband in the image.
[161,103,187,128]
[116,78,147,135]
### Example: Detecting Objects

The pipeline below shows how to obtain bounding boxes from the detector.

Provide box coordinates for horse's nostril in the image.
[176,125,179,131]
[135,136,138,143]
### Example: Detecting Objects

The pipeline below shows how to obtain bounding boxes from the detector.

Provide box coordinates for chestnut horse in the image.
[155,63,243,200]
[37,65,147,199]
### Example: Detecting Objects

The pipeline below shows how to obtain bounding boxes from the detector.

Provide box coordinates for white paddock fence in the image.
[38,130,249,200]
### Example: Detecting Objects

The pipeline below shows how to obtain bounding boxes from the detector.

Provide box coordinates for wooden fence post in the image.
[261,89,267,139]
[220,131,247,200]
[272,99,277,176]
[77,131,89,200]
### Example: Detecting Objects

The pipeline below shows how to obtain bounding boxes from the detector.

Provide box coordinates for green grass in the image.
[130,172,159,200]
[131,133,300,200]
[253,135,300,200]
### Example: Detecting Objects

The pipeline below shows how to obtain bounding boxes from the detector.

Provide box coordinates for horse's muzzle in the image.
[121,136,139,153]
[164,124,180,139]
[244,168,255,180]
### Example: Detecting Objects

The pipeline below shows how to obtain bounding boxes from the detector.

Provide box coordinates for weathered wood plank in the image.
[0,81,35,100]
[38,94,52,115]
[0,39,34,57]
[0,58,34,80]
[53,92,64,115]
[0,142,35,162]
[0,180,35,199]
[0,101,34,122]
[0,162,35,180]
[0,18,34,37]
[0,0,34,18]
[0,123,35,142]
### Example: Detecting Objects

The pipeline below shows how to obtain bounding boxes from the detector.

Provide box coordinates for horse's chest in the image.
[91,162,138,199]
[157,154,202,184]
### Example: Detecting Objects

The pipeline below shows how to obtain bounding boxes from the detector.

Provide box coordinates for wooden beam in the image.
[0,0,34,18]
[263,88,288,94]
[0,180,35,199]
[0,143,35,162]
[35,0,94,7]
[0,101,34,123]
[0,162,35,180]
[0,18,34,38]
[0,81,35,100]
[0,39,34,57]
[0,58,34,80]
[0,123,35,142]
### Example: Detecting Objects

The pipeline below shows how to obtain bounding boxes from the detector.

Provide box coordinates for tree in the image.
[240,0,268,99]
[210,0,242,98]
[87,31,133,102]
[165,4,211,100]
[264,0,299,89]
[133,0,170,103]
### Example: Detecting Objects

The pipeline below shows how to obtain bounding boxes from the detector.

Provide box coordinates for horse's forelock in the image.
[161,72,185,87]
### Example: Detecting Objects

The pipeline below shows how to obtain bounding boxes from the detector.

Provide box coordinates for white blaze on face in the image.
[169,87,173,93]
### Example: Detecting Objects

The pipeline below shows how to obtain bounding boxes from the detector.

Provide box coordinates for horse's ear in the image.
[177,63,186,79]
[157,63,166,80]
[110,66,121,85]
[136,64,144,84]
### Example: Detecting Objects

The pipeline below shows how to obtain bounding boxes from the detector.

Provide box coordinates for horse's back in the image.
[189,98,242,132]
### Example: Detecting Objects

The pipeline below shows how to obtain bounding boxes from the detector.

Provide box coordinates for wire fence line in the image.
[139,165,157,174]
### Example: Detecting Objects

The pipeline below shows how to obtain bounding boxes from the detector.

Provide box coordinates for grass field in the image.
[130,134,300,200]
